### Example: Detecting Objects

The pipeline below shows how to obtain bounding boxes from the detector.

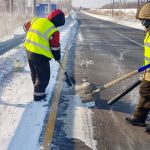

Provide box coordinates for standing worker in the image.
[126,2,150,133]
[23,9,65,101]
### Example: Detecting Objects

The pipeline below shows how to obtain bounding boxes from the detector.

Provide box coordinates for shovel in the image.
[76,64,150,103]
[107,79,142,105]
[57,61,76,87]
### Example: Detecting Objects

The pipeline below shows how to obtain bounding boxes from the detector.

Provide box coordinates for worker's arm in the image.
[23,21,31,32]
[50,31,61,61]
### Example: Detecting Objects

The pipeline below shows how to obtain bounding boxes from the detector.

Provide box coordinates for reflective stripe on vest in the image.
[25,39,50,51]
[34,92,45,96]
[144,32,150,65]
[29,26,56,41]
[29,29,48,40]
[31,17,38,25]
[24,18,58,58]
[145,56,150,63]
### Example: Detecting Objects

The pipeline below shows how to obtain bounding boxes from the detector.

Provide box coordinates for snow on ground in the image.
[82,10,144,30]
[62,94,97,150]
[90,8,137,17]
[0,10,145,150]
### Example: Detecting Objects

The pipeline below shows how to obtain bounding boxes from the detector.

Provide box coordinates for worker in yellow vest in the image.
[24,9,65,101]
[126,2,150,133]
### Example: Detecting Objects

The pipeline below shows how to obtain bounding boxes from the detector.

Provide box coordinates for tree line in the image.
[102,1,139,9]
[0,0,72,15]
[0,0,30,14]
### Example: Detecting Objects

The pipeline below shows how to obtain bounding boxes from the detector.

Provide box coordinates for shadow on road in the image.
[90,98,133,115]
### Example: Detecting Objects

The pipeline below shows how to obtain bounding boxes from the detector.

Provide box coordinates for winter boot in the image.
[34,94,47,102]
[125,117,146,127]
[145,125,150,133]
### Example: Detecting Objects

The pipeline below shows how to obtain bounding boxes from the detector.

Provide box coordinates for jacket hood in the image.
[47,9,65,27]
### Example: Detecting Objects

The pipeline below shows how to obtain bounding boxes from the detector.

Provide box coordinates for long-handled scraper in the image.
[107,79,142,105]
[76,64,150,103]
[58,61,76,87]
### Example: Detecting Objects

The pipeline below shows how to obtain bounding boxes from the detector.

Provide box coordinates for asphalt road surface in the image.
[50,12,150,150]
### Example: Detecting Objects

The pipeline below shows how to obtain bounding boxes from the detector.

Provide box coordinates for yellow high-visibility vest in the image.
[24,17,58,58]
[144,31,150,65]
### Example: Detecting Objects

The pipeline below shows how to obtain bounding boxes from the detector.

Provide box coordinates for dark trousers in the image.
[28,59,50,101]
[133,80,150,121]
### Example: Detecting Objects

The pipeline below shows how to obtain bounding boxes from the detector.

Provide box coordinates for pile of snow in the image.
[93,8,137,15]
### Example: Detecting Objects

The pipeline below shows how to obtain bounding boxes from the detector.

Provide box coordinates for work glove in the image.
[144,72,150,81]
[51,49,61,61]
[139,74,144,80]
[54,54,61,61]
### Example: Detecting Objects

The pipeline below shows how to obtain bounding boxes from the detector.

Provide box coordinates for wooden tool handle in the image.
[103,70,138,89]
[93,64,150,93]
[93,70,138,93]
[57,61,65,71]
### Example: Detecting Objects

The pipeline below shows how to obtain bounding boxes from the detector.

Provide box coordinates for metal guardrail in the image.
[0,34,25,55]
[0,15,72,55]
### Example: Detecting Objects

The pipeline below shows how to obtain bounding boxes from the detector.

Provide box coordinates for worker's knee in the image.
[139,80,150,97]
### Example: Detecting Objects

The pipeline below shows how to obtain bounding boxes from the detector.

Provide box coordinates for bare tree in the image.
[57,0,72,14]
[5,0,10,12]
[33,0,37,16]
[10,0,13,13]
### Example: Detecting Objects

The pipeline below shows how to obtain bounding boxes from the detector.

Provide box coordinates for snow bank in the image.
[82,10,144,30]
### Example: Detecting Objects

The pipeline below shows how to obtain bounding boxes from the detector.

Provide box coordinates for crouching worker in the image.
[23,9,65,101]
[126,2,150,133]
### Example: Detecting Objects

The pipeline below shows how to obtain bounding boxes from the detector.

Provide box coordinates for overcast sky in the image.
[72,0,111,8]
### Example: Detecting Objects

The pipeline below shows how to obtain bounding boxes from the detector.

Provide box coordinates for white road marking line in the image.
[103,24,143,47]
